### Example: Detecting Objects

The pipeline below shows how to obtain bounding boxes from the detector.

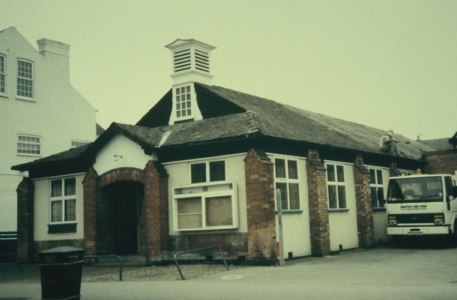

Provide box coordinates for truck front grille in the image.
[393,214,435,224]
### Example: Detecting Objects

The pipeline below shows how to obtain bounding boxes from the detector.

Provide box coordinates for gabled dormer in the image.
[165,39,216,124]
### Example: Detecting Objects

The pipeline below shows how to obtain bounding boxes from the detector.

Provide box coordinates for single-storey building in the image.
[13,39,453,264]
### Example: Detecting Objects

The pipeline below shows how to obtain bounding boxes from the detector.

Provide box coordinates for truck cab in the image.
[383,174,457,238]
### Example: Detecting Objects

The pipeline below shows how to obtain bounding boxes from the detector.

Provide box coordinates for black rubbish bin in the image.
[39,246,84,300]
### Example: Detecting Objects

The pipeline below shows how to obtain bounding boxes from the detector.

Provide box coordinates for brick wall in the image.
[244,149,276,264]
[16,178,34,263]
[83,168,98,256]
[353,155,375,249]
[169,233,248,261]
[423,149,457,175]
[306,149,330,256]
[143,161,169,263]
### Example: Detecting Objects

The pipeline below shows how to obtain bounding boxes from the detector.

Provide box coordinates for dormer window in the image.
[175,85,192,118]
[170,83,202,124]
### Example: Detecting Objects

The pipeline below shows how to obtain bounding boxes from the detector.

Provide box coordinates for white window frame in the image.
[17,59,34,99]
[169,83,203,124]
[274,157,301,211]
[190,160,226,184]
[49,177,77,224]
[71,140,89,148]
[326,163,348,209]
[0,54,5,95]
[175,84,192,120]
[369,168,386,209]
[173,182,239,231]
[17,134,41,156]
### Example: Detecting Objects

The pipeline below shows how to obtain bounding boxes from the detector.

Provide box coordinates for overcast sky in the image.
[2,0,456,140]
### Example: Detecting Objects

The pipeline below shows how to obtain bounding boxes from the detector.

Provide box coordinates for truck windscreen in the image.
[387,177,444,203]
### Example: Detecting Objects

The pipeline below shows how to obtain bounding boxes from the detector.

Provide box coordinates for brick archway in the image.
[83,162,169,263]
[99,167,145,189]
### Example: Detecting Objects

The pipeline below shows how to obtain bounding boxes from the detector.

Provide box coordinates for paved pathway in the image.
[0,261,248,283]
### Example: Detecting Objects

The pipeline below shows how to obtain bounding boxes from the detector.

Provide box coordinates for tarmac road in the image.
[2,243,457,299]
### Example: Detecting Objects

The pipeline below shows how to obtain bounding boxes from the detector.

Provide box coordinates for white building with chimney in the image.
[0,27,97,238]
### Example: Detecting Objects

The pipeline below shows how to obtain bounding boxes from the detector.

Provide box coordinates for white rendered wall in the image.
[327,163,359,251]
[270,155,312,258]
[0,27,97,232]
[165,154,248,236]
[33,174,85,242]
[93,134,156,176]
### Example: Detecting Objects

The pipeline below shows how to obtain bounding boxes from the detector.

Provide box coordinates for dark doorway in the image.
[104,181,144,255]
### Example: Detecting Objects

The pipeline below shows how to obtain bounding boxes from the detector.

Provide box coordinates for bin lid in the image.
[40,246,84,254]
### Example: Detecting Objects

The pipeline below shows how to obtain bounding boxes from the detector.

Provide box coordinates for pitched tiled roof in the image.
[419,138,451,151]
[197,84,435,159]
[13,83,438,171]
[11,144,91,170]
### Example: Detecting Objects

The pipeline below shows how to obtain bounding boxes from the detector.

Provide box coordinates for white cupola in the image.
[165,39,216,124]
[165,39,215,86]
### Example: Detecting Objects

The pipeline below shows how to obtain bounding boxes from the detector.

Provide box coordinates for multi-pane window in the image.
[369,169,385,208]
[175,85,191,118]
[17,135,40,155]
[174,182,237,231]
[71,140,89,148]
[275,158,300,210]
[17,60,33,98]
[50,178,76,223]
[0,54,5,93]
[327,164,347,209]
[191,161,225,184]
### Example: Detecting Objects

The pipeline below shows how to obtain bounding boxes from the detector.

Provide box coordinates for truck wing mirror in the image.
[452,186,457,198]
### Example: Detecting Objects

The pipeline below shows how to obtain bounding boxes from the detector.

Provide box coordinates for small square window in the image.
[209,161,225,182]
[191,161,226,184]
[191,163,206,184]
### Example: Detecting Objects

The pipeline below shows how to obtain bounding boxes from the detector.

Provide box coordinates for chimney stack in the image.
[37,39,70,82]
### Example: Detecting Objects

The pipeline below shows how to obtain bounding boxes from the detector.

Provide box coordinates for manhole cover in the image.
[221,275,243,280]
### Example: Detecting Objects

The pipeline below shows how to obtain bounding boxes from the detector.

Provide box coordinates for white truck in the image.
[381,174,457,241]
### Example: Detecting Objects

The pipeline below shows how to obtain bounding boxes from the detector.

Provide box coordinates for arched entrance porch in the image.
[83,163,169,263]
[103,181,145,255]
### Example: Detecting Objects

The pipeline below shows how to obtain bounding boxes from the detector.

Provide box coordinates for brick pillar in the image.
[83,168,98,256]
[143,161,169,263]
[353,155,375,249]
[16,178,34,263]
[244,149,276,264]
[306,149,330,256]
